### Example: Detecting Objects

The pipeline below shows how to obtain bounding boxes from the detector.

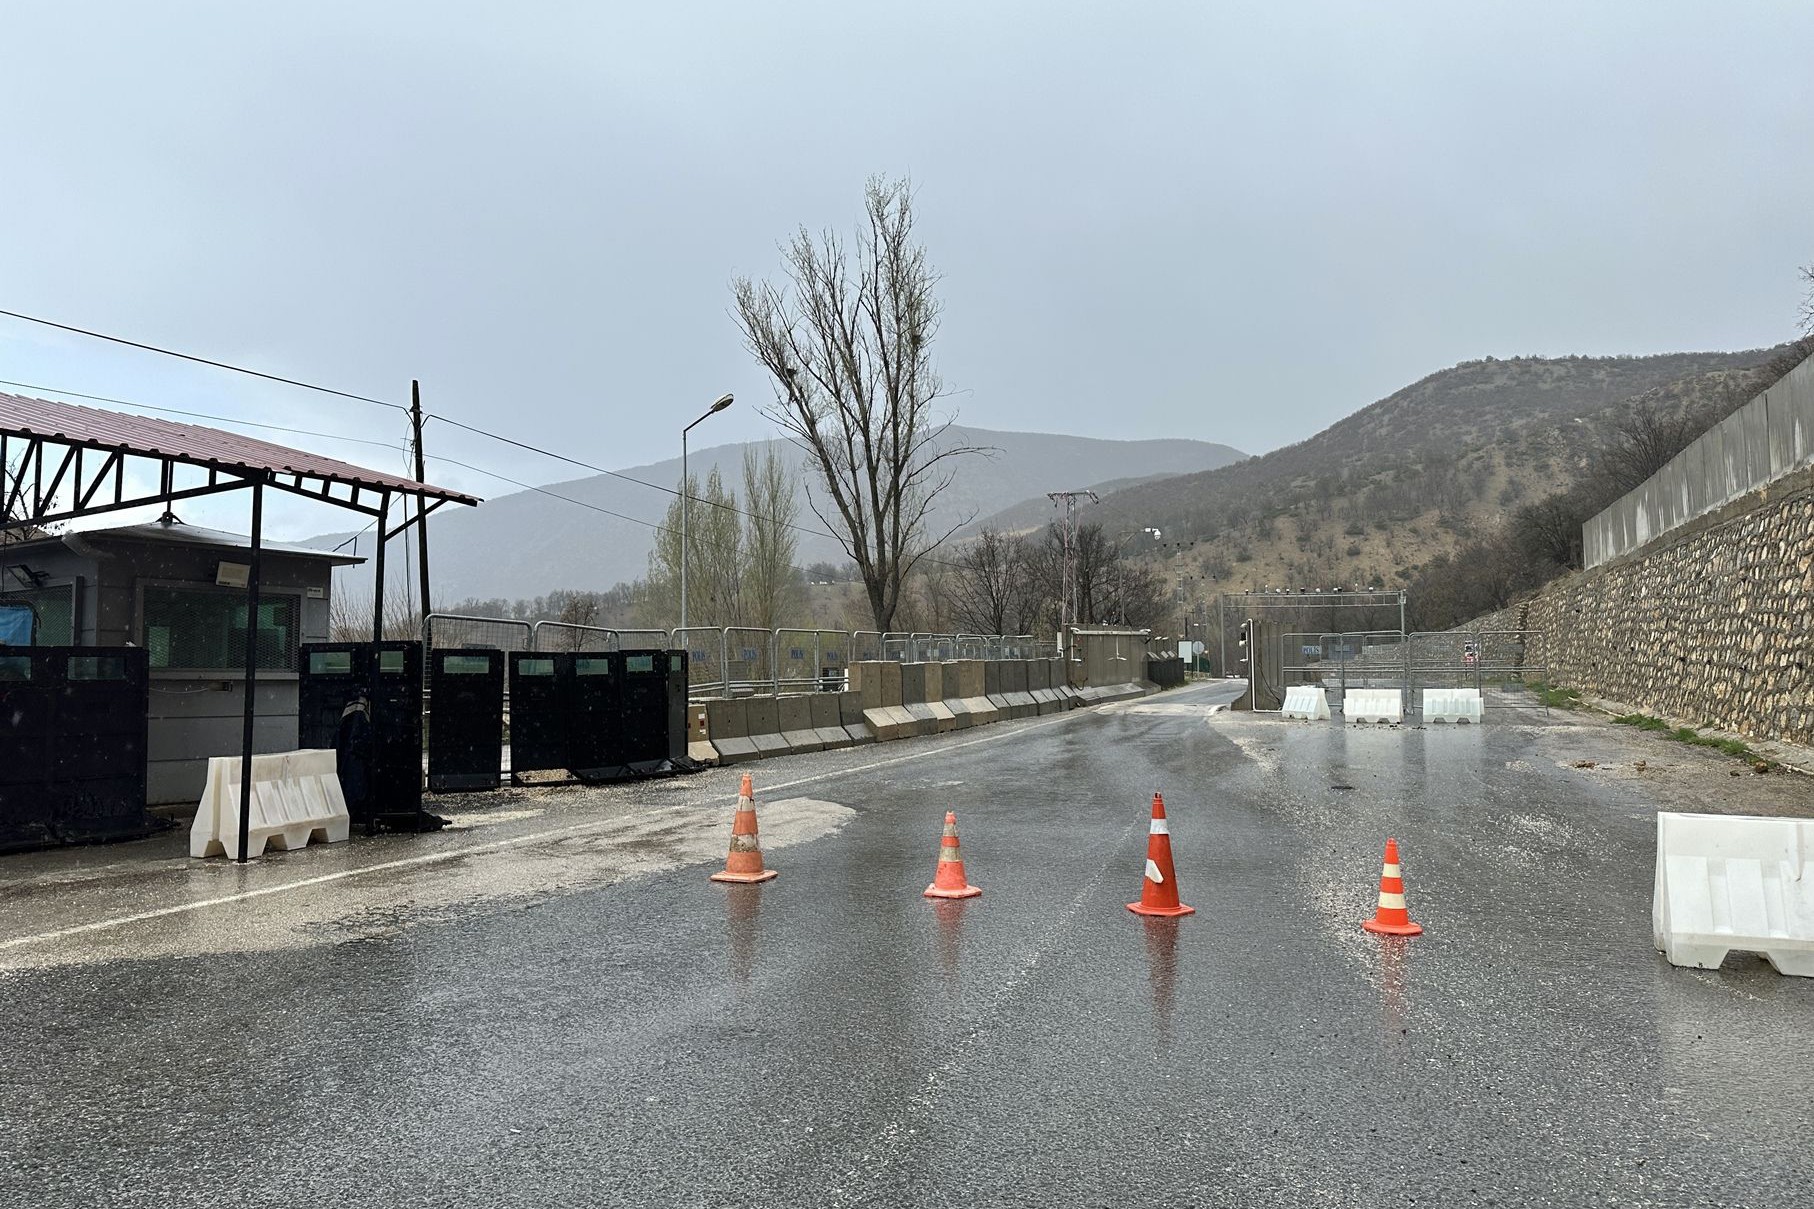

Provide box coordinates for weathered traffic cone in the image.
[710,773,778,884]
[1361,837,1422,936]
[1128,792,1195,917]
[924,811,982,899]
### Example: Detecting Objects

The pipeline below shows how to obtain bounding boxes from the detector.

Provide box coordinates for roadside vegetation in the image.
[1611,713,1774,768]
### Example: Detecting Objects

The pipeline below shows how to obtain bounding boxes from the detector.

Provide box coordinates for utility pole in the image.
[409,380,432,627]
[1046,489,1098,652]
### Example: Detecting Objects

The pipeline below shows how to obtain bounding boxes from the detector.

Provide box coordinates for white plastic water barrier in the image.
[1282,685,1330,720]
[1422,688,1483,724]
[190,749,351,861]
[1345,688,1403,724]
[1653,812,1814,976]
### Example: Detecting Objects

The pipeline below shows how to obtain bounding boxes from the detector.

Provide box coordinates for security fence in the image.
[424,613,534,652]
[1264,627,1548,718]
[417,615,1063,699]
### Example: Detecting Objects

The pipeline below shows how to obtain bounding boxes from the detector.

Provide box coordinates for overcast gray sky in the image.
[2,1,1810,539]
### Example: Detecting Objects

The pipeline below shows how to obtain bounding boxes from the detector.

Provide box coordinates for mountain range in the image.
[310,427,1246,603]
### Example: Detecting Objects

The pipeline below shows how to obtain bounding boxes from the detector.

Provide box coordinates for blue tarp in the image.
[0,603,34,646]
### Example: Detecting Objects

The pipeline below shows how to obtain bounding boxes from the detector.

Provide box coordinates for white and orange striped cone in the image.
[1128,792,1195,917]
[924,811,982,899]
[1361,837,1422,936]
[710,773,778,884]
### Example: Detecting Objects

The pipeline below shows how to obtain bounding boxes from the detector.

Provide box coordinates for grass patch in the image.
[1530,682,1583,709]
[1611,713,1770,765]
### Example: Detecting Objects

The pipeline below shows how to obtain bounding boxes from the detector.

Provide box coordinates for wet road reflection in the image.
[932,897,969,976]
[1375,934,1411,1047]
[1142,916,1179,1042]
[724,884,762,984]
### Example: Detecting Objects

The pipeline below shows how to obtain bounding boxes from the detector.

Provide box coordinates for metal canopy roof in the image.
[0,392,478,509]
[1,391,482,537]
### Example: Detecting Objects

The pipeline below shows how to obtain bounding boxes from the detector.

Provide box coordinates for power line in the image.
[426,454,674,535]
[0,308,407,411]
[0,379,404,450]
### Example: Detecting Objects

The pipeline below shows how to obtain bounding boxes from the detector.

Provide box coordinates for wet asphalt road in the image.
[3,681,1813,1207]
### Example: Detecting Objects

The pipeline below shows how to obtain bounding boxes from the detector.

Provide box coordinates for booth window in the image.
[142,585,298,672]
[0,582,75,645]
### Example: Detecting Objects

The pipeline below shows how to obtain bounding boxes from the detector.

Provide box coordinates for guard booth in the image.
[0,646,154,854]
[427,648,504,792]
[298,641,426,828]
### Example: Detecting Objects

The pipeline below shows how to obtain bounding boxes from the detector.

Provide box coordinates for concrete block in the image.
[925,700,958,732]
[850,660,904,709]
[190,749,350,861]
[899,661,928,706]
[1421,688,1482,724]
[1654,812,1814,976]
[1345,688,1403,724]
[983,660,1003,697]
[807,693,853,748]
[864,706,909,742]
[744,696,791,756]
[842,722,876,745]
[901,702,938,734]
[921,661,944,703]
[777,694,825,753]
[944,697,976,728]
[951,660,986,698]
[986,693,1014,716]
[1282,685,1331,721]
[962,696,1000,726]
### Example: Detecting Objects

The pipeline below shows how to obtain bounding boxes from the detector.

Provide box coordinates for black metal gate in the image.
[569,654,626,780]
[299,641,425,825]
[619,650,674,772]
[665,650,689,762]
[507,652,569,778]
[427,648,504,792]
[0,646,152,853]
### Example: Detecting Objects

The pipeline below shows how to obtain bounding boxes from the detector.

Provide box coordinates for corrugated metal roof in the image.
[0,392,479,506]
[2,519,365,564]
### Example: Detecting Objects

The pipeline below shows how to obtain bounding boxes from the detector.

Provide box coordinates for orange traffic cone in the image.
[1361,837,1422,936]
[1128,792,1194,917]
[924,811,982,899]
[710,773,778,884]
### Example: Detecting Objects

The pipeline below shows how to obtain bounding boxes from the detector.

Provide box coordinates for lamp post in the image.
[680,393,735,633]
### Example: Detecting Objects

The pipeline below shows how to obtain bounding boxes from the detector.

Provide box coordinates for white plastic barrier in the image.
[1653,812,1814,976]
[1422,688,1483,724]
[1344,688,1403,724]
[1281,685,1331,720]
[190,749,351,861]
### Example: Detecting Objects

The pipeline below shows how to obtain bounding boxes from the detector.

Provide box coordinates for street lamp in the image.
[680,392,734,634]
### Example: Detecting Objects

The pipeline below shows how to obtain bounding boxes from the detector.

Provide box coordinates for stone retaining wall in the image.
[1477,458,1814,746]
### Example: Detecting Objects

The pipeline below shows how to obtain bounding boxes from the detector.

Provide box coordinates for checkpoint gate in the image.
[427,649,504,792]
[0,646,153,853]
[299,641,425,827]
[507,652,635,783]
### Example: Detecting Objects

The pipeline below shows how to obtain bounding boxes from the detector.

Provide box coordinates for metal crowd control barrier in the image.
[775,629,823,693]
[532,620,617,652]
[851,631,883,662]
[423,613,533,652]
[616,629,671,650]
[813,629,849,691]
[725,627,774,695]
[674,626,728,697]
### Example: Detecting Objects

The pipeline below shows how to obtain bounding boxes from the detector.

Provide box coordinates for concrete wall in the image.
[1585,351,1814,567]
[1486,455,1814,746]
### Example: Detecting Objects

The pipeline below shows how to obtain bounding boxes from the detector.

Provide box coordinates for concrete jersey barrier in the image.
[1422,688,1483,724]
[190,749,350,861]
[1282,685,1331,720]
[1654,812,1814,976]
[1345,688,1403,724]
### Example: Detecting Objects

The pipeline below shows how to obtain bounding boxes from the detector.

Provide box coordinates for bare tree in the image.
[1801,263,1814,335]
[733,176,981,632]
[946,529,1025,635]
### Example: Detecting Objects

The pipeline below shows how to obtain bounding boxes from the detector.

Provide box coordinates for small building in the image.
[1,518,362,803]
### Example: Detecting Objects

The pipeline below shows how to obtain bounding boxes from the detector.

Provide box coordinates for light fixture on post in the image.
[680,392,734,634]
